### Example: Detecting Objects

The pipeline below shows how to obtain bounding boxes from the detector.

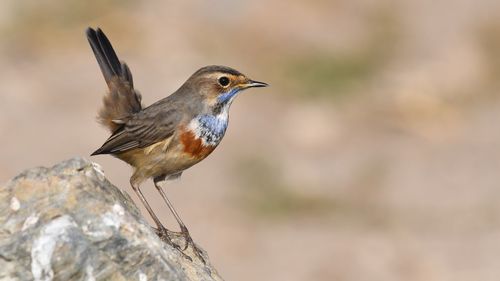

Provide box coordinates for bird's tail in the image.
[86,27,142,132]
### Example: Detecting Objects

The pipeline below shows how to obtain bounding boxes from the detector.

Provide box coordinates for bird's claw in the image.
[179,226,206,264]
[154,226,193,261]
[154,225,206,264]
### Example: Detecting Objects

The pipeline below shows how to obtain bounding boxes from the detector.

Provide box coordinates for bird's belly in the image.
[137,127,218,179]
[118,135,212,183]
[118,119,223,184]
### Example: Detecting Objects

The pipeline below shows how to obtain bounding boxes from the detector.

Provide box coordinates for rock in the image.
[0,157,223,281]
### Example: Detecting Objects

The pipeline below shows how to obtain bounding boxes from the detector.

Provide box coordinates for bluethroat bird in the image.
[86,27,267,261]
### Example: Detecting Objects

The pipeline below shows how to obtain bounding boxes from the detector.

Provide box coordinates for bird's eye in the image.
[218,76,230,87]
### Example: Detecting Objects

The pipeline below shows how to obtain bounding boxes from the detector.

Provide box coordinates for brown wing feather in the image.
[91,107,182,155]
[87,27,142,132]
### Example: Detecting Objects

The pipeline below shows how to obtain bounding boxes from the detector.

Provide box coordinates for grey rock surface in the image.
[0,157,223,281]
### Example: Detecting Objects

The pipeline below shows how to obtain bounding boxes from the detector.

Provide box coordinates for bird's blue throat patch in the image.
[190,88,240,146]
[194,114,229,146]
[217,88,241,104]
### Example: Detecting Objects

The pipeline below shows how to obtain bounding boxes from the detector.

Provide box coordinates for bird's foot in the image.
[179,225,206,265]
[154,226,193,262]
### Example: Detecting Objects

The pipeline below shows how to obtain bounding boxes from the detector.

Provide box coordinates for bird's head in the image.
[185,65,267,109]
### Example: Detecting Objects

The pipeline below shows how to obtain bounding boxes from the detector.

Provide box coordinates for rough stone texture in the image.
[0,157,223,281]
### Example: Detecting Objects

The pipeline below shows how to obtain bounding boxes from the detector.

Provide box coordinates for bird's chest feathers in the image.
[187,112,229,147]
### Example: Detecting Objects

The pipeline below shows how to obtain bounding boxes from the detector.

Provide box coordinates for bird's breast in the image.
[179,129,216,159]
[180,114,228,159]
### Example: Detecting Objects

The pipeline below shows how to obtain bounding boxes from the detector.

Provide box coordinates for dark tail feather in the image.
[121,63,134,88]
[86,27,124,85]
[87,27,142,132]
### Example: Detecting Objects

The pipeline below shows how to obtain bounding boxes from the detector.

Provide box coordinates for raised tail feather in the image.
[86,27,142,133]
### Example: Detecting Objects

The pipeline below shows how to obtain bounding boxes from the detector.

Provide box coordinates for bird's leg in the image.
[130,180,178,249]
[154,178,206,264]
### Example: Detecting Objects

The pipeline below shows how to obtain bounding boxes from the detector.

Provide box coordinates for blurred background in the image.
[1,0,500,280]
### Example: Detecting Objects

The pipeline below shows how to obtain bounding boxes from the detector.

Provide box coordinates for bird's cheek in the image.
[205,95,219,107]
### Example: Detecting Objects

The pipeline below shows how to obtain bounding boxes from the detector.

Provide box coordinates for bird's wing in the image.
[91,107,182,155]
[86,27,143,132]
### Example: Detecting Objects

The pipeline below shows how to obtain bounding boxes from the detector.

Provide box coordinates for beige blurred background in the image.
[1,0,500,280]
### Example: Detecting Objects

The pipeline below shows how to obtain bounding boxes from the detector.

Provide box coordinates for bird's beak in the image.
[243,79,269,88]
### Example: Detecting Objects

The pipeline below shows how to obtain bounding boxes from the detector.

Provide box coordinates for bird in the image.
[86,27,267,262]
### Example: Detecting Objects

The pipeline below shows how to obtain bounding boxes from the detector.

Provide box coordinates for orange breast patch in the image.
[180,129,216,159]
